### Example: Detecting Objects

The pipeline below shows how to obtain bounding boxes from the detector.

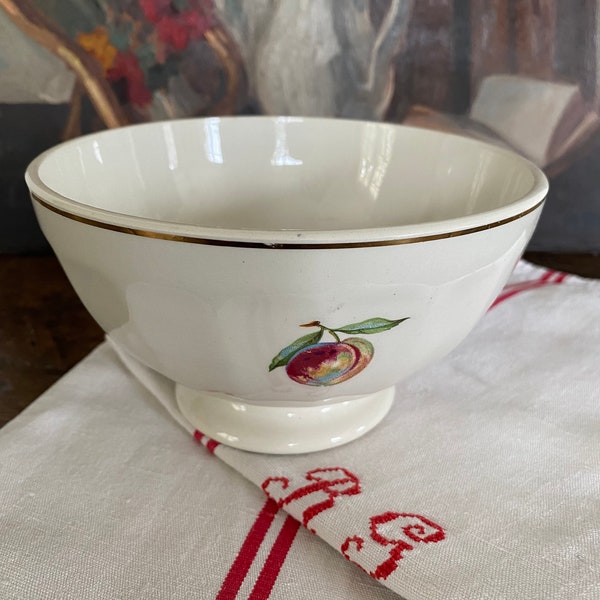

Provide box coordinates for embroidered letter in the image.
[342,512,445,580]
[262,467,361,533]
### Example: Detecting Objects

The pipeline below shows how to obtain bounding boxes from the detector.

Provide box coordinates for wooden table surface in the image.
[1,252,598,428]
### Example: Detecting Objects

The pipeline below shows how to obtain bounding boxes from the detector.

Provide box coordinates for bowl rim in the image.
[25,116,548,249]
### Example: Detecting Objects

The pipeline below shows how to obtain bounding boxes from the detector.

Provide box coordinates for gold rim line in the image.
[31,193,545,250]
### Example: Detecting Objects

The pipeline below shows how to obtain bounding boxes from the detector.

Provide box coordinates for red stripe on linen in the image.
[215,498,279,600]
[539,269,557,282]
[247,515,301,600]
[553,271,568,284]
[490,269,565,309]
[193,429,220,454]
[205,438,220,454]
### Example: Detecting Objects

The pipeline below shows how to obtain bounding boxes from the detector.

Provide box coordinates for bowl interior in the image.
[32,117,542,234]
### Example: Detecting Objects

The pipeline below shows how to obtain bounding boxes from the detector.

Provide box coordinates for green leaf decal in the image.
[268,329,324,371]
[334,317,409,335]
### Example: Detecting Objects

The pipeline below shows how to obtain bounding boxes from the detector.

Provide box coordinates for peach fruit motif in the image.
[269,317,409,386]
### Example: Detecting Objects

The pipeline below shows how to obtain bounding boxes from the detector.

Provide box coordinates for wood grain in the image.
[0,255,103,427]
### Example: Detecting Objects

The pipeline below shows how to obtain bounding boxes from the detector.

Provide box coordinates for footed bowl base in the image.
[175,385,395,454]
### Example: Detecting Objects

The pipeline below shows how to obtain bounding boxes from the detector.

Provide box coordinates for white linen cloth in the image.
[0,261,598,599]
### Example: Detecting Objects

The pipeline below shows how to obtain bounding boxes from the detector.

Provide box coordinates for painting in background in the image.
[1,0,599,252]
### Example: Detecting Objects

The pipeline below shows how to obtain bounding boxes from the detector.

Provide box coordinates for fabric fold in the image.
[109,262,600,599]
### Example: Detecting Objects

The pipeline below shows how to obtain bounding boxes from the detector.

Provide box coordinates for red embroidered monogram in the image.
[262,467,361,533]
[342,512,445,581]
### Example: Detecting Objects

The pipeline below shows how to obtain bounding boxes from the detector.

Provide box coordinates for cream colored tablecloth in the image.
[1,262,598,599]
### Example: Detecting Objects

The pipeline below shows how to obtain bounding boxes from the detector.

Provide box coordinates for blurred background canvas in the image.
[1,0,599,253]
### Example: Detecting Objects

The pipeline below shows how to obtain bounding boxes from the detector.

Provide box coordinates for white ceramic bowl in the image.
[26,117,547,453]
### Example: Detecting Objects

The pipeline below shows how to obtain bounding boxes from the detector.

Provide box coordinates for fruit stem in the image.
[324,327,341,342]
[299,320,341,342]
